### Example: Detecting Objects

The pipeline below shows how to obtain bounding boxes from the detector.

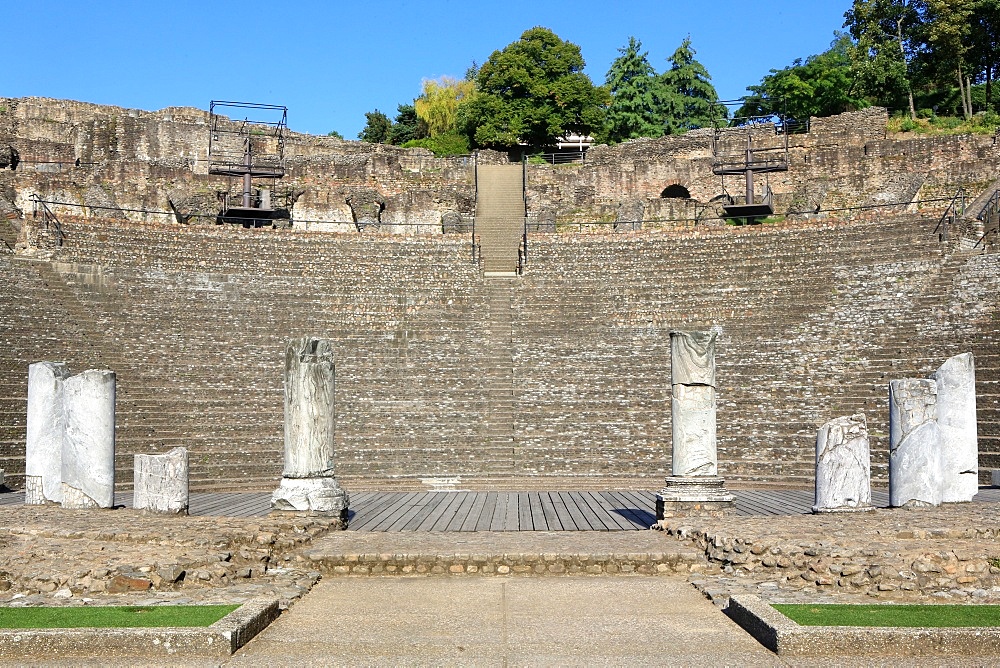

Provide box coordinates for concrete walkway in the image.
[228,577,784,666]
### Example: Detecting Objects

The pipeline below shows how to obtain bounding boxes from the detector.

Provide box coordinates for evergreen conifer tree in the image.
[602,37,664,143]
[659,38,721,134]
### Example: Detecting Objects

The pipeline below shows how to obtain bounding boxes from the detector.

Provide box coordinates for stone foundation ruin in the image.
[1,98,1000,492]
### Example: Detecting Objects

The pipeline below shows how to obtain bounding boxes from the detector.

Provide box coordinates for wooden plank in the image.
[538,492,563,531]
[412,492,460,532]
[558,492,594,531]
[445,493,480,532]
[527,492,548,531]
[603,491,653,528]
[572,492,621,531]
[549,492,578,530]
[566,492,608,531]
[350,493,410,532]
[382,493,437,532]
[400,492,450,531]
[592,492,642,530]
[460,492,490,532]
[475,492,499,532]
[429,492,469,532]
[502,492,520,531]
[490,492,510,531]
[369,493,423,532]
[517,492,533,531]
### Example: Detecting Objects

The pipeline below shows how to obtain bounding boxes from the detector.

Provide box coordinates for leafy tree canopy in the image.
[659,37,721,134]
[388,104,427,145]
[601,37,664,143]
[414,77,476,137]
[358,109,392,143]
[458,27,609,149]
[737,34,867,124]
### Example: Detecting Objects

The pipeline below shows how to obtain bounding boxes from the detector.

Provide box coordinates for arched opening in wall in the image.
[661,184,690,199]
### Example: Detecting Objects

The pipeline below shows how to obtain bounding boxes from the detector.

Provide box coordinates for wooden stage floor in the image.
[4,488,999,531]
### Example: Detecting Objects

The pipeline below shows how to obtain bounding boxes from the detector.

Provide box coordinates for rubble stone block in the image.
[134,447,189,515]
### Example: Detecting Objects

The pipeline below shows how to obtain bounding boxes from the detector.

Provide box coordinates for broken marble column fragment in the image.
[134,448,189,515]
[813,414,873,513]
[930,353,978,503]
[657,330,733,517]
[25,361,70,504]
[670,330,718,477]
[889,378,942,508]
[272,337,349,518]
[61,369,116,509]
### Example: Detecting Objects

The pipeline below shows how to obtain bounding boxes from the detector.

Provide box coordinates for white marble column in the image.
[930,353,978,502]
[134,448,189,515]
[670,330,718,476]
[61,369,116,509]
[889,378,942,508]
[272,337,349,517]
[25,361,70,504]
[813,414,873,513]
[657,330,733,517]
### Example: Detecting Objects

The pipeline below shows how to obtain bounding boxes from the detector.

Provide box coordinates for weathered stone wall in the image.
[2,98,999,233]
[1,212,998,491]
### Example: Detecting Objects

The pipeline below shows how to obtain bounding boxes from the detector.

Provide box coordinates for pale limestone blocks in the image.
[25,361,70,504]
[26,363,116,508]
[134,448,189,515]
[889,379,942,508]
[930,353,978,502]
[272,337,349,518]
[657,330,733,516]
[812,414,873,513]
[61,370,116,508]
[669,330,718,477]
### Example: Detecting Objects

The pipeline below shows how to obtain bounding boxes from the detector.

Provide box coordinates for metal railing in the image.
[935,189,966,242]
[974,188,1000,248]
[518,218,528,275]
[29,194,65,245]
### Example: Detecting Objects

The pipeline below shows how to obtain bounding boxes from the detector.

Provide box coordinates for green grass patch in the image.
[0,604,239,629]
[774,604,1000,628]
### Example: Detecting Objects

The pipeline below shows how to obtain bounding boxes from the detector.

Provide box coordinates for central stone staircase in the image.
[475,164,525,276]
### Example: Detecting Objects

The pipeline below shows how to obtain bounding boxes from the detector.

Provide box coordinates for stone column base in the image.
[656,476,735,520]
[271,477,349,525]
[811,503,875,514]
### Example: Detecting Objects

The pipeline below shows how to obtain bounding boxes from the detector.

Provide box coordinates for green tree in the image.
[358,109,392,143]
[658,37,720,134]
[970,0,1000,109]
[458,26,609,149]
[923,0,976,117]
[414,76,476,137]
[737,34,867,124]
[844,0,923,118]
[601,37,664,143]
[326,130,344,139]
[388,103,427,145]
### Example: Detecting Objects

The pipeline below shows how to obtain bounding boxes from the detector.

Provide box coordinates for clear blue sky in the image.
[7,0,852,138]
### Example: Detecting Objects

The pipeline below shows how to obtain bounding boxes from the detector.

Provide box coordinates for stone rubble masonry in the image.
[133,447,189,515]
[930,352,979,502]
[24,361,70,504]
[0,505,341,608]
[60,369,115,509]
[271,337,348,519]
[813,414,873,513]
[2,98,998,232]
[662,503,1000,601]
[889,379,942,507]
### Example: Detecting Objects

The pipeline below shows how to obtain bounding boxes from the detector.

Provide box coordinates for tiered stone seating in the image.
[0,214,996,491]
